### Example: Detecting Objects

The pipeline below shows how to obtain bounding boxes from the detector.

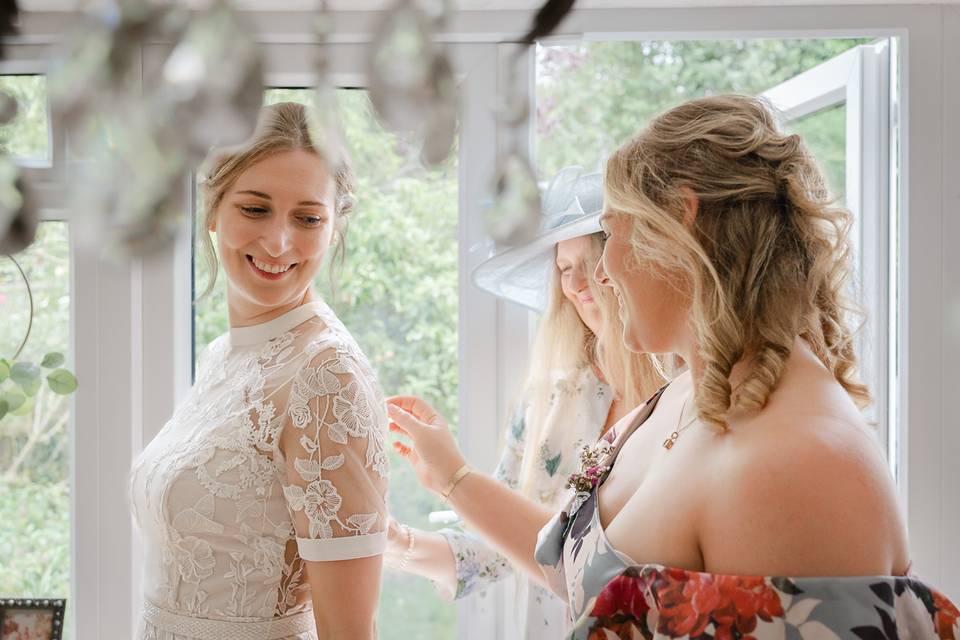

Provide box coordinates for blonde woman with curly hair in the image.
[384,167,664,639]
[130,102,388,640]
[388,96,959,638]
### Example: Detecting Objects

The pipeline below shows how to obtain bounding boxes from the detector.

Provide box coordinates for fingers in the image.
[386,402,429,437]
[387,395,440,425]
[392,440,419,466]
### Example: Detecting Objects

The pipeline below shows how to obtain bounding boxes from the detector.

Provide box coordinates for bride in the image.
[129,102,388,640]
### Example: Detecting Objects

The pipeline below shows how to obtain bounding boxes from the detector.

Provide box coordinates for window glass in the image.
[0,221,72,638]
[536,38,868,188]
[0,75,50,162]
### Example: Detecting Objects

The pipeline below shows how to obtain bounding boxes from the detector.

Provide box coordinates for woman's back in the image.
[599,338,909,578]
[535,361,951,639]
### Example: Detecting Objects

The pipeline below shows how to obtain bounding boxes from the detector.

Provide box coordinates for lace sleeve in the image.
[279,340,389,562]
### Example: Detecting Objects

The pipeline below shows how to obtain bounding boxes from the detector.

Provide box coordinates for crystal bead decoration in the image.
[0,91,17,125]
[368,0,437,133]
[308,5,347,170]
[161,0,264,154]
[487,151,542,246]
[0,157,38,254]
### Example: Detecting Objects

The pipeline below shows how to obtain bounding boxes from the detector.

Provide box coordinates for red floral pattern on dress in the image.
[588,567,788,639]
[933,588,960,640]
[655,569,784,639]
[592,571,654,619]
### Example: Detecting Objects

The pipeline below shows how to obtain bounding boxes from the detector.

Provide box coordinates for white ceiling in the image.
[18,0,960,11]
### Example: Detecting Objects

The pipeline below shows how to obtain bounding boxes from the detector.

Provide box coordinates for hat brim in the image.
[471,212,603,312]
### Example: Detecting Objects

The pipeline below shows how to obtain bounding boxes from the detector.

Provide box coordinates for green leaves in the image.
[41,352,64,369]
[10,361,40,386]
[46,369,77,395]
[2,389,26,412]
[0,354,77,424]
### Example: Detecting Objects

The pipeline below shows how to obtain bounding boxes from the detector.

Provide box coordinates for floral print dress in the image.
[535,387,960,640]
[440,366,612,639]
[129,301,389,640]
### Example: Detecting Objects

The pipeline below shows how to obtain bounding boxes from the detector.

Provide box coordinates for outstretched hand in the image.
[387,396,467,497]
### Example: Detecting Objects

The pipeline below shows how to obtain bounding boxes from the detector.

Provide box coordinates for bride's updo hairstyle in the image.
[197,101,356,298]
[604,94,869,429]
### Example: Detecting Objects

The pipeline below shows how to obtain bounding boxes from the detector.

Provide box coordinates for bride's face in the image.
[212,150,337,313]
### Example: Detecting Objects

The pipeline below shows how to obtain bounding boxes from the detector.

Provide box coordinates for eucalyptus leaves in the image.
[0,352,77,423]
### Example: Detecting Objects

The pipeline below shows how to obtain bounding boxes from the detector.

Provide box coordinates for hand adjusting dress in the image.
[534,387,960,640]
[130,301,389,640]
[441,365,612,639]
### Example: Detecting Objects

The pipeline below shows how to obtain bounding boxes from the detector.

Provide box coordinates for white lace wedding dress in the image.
[129,301,389,639]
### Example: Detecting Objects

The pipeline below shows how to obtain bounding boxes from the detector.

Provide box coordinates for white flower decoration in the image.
[175,536,216,584]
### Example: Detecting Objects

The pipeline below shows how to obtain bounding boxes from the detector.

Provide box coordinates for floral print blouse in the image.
[535,386,960,640]
[440,366,612,639]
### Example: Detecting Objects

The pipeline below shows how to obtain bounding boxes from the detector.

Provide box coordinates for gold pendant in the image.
[663,432,679,450]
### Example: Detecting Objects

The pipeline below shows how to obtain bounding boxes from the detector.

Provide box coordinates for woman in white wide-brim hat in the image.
[383,166,665,638]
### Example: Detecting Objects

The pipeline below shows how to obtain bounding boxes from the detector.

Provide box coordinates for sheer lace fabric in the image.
[130,301,388,638]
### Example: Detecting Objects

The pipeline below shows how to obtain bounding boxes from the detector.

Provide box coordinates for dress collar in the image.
[228,301,327,347]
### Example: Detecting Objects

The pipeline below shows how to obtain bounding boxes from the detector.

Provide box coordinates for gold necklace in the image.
[663,393,698,450]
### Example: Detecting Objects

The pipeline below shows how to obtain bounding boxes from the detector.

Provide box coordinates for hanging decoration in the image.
[0,157,36,255]
[308,1,348,171]
[486,0,578,246]
[48,0,264,258]
[0,0,18,59]
[161,0,265,156]
[367,0,457,168]
[0,0,576,256]
[0,0,38,255]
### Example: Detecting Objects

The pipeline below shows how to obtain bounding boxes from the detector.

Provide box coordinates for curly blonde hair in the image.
[197,101,355,299]
[604,94,869,429]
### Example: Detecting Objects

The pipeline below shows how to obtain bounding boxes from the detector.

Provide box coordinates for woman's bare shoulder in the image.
[698,359,909,576]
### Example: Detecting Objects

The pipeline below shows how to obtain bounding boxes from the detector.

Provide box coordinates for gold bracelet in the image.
[440,463,471,499]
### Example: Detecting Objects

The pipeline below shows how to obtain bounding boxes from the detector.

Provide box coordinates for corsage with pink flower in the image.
[565,439,613,514]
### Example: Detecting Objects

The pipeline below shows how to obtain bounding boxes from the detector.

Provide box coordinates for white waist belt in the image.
[142,601,315,640]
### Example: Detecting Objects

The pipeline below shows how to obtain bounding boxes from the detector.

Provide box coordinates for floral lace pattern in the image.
[130,301,388,634]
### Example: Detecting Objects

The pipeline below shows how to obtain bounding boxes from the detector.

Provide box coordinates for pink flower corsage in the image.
[566,439,613,512]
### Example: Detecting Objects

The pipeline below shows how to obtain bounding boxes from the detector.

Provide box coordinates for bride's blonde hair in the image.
[518,232,665,497]
[604,94,869,429]
[197,101,356,299]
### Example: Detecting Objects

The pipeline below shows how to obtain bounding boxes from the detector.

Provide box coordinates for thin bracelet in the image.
[397,524,415,571]
[440,463,472,499]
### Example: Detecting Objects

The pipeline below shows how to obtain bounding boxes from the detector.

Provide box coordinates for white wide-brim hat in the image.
[472,166,604,312]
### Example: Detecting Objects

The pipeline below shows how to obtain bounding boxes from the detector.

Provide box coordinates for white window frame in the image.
[4,4,956,639]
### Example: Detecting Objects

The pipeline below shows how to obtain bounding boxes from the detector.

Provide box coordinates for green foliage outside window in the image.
[0,222,72,639]
[537,38,871,199]
[0,75,50,161]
